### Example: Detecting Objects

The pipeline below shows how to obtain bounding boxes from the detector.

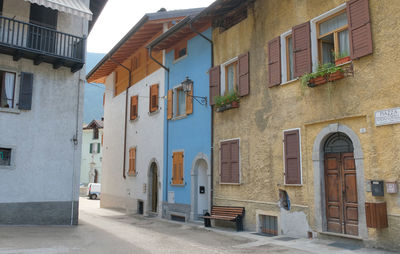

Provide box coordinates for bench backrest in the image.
[211,206,245,217]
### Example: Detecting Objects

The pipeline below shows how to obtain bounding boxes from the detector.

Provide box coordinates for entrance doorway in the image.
[324,132,358,236]
[191,157,210,221]
[149,162,158,213]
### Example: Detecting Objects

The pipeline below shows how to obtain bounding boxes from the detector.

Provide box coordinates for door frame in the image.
[147,159,160,215]
[190,153,211,221]
[312,123,367,238]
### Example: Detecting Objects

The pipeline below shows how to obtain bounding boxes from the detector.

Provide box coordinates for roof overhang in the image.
[24,0,93,20]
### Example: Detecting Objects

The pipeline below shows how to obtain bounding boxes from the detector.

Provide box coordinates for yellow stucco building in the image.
[205,0,400,250]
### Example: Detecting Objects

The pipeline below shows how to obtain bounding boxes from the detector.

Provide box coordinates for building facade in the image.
[81,120,103,185]
[0,0,106,224]
[206,0,400,250]
[87,9,203,216]
[148,18,212,222]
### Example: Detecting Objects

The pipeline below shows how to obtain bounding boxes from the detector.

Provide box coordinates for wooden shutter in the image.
[238,52,250,96]
[268,37,281,87]
[220,140,240,183]
[186,84,193,115]
[167,89,173,120]
[347,0,373,59]
[130,95,138,120]
[149,84,159,113]
[172,152,184,185]
[97,143,101,153]
[89,143,93,153]
[209,66,220,106]
[292,22,312,78]
[18,72,34,110]
[129,147,136,175]
[284,130,301,184]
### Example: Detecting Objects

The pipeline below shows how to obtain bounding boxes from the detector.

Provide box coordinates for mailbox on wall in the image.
[371,180,384,196]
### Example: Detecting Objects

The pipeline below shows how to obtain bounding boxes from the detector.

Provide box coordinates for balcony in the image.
[0,15,85,72]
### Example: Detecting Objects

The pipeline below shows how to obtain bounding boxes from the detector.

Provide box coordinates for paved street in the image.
[0,198,393,254]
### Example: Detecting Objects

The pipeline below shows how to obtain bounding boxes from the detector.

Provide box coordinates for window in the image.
[175,87,186,117]
[172,151,184,185]
[90,143,100,154]
[93,127,99,140]
[149,84,159,113]
[221,58,238,96]
[29,4,58,52]
[0,148,11,166]
[130,95,138,120]
[317,10,350,64]
[129,147,136,176]
[0,71,16,108]
[283,129,301,185]
[132,54,140,71]
[174,41,187,60]
[286,35,294,81]
[220,139,240,184]
[0,0,3,15]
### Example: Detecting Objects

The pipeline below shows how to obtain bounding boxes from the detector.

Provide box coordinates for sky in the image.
[87,0,215,53]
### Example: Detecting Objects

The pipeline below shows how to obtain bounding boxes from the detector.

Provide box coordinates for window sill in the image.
[173,54,188,64]
[336,60,352,67]
[148,109,160,116]
[130,116,140,122]
[0,108,20,114]
[127,172,137,177]
[0,165,15,170]
[219,182,241,185]
[281,78,299,86]
[171,114,187,121]
[284,184,303,187]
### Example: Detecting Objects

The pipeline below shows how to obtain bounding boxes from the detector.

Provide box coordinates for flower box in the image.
[308,76,327,87]
[335,56,351,66]
[328,70,345,82]
[216,102,239,112]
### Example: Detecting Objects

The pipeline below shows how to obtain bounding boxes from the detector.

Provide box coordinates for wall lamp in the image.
[182,76,207,106]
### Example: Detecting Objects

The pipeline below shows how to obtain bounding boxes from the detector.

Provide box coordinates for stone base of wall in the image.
[365,215,400,252]
[0,201,78,225]
[100,193,139,214]
[162,202,191,222]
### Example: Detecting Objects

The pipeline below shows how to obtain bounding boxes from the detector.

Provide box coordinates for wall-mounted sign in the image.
[386,182,398,194]
[375,107,400,126]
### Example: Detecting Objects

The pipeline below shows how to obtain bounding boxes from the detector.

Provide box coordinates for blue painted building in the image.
[148,18,212,221]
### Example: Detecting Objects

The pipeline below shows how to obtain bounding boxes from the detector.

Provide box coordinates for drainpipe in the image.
[109,57,132,179]
[189,23,214,211]
[148,46,170,203]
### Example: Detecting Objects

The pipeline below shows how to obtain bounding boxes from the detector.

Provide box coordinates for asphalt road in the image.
[0,198,392,254]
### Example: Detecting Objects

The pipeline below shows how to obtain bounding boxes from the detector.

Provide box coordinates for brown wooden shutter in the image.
[18,72,34,110]
[220,141,231,183]
[347,0,373,59]
[209,66,220,105]
[238,52,250,96]
[149,84,159,113]
[186,84,193,115]
[130,95,138,120]
[167,89,173,120]
[230,140,240,183]
[284,130,301,184]
[292,22,312,78]
[268,37,281,87]
[172,152,184,185]
[129,147,136,175]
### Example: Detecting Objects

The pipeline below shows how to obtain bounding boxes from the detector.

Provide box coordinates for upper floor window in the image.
[174,41,187,60]
[93,127,99,140]
[286,35,294,81]
[175,86,186,117]
[29,3,58,29]
[132,54,140,71]
[149,84,159,113]
[0,148,11,166]
[221,58,238,96]
[0,0,3,15]
[317,11,349,65]
[0,71,16,108]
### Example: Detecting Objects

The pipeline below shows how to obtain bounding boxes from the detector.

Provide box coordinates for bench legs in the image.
[235,216,243,232]
[203,212,211,227]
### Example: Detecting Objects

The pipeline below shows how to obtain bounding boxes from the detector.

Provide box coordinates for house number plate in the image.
[375,107,400,126]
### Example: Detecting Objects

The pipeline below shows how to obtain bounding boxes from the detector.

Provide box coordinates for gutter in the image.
[109,57,132,179]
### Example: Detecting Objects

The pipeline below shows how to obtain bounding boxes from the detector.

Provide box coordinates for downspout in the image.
[109,57,132,179]
[148,46,169,202]
[189,23,214,211]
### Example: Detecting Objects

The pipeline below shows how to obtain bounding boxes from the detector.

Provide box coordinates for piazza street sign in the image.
[375,107,400,126]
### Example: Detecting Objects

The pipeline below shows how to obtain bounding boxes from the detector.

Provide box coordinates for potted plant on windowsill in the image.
[215,91,240,112]
[332,51,350,66]
[301,63,344,88]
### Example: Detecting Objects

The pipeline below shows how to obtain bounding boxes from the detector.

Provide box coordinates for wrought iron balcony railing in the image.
[0,15,85,72]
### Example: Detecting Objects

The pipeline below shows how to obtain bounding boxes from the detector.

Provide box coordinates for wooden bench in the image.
[203,206,245,231]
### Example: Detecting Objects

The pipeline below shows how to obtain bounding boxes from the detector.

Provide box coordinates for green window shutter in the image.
[90,143,93,153]
[97,143,101,153]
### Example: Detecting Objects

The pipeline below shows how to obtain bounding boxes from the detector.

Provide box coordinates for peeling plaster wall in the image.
[212,0,400,250]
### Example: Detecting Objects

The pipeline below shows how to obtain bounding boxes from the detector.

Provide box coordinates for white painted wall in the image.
[0,0,88,206]
[101,68,165,215]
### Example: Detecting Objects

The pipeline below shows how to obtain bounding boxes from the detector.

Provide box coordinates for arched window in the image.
[324,132,353,153]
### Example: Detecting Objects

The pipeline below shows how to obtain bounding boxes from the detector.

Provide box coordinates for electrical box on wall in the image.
[371,180,384,196]
[386,182,398,194]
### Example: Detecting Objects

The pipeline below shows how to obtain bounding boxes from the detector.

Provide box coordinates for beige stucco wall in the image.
[212,0,400,251]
